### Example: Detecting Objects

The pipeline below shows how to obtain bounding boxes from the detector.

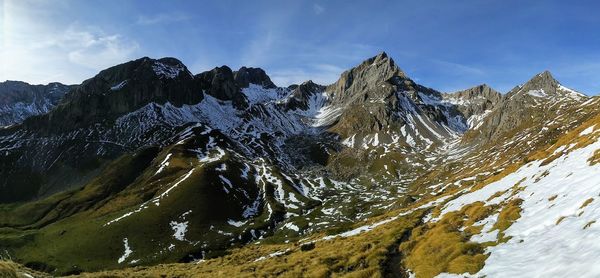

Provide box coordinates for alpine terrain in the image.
[3,52,600,278]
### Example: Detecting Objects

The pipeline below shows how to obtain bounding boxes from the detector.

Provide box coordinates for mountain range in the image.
[1,52,600,277]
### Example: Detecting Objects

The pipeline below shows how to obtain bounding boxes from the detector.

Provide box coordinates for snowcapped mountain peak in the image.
[507,70,587,102]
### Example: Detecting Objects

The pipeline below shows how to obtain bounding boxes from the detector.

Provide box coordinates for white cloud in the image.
[0,1,139,84]
[313,4,325,15]
[63,27,139,69]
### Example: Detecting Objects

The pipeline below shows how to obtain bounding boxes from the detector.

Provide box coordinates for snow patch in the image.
[170,221,189,241]
[118,238,133,264]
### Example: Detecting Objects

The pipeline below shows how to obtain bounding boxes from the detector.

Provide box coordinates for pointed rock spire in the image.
[523,70,559,90]
[507,70,587,100]
[327,52,406,101]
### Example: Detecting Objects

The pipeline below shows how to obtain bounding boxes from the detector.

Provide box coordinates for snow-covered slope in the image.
[0,81,72,126]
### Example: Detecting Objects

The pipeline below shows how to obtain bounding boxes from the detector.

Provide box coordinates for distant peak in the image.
[521,70,559,90]
[362,51,398,69]
[329,52,407,93]
[448,83,501,101]
[538,70,553,78]
[233,66,276,89]
[507,70,588,100]
[301,80,318,86]
[156,57,186,67]
[295,80,324,93]
[375,51,388,59]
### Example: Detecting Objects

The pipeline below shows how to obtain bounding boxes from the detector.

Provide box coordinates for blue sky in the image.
[1,0,600,93]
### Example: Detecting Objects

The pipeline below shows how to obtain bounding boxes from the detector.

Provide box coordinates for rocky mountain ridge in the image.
[0,52,596,277]
[0,81,74,127]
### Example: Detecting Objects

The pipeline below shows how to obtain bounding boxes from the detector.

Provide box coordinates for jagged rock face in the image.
[0,81,73,126]
[284,80,326,111]
[327,52,406,105]
[465,71,587,144]
[323,52,465,147]
[506,71,558,98]
[443,84,502,129]
[196,66,248,109]
[324,52,408,137]
[234,67,276,89]
[24,57,201,132]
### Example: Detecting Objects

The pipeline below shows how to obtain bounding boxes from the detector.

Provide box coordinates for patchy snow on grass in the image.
[470,213,499,243]
[105,169,195,226]
[580,125,596,136]
[118,238,133,264]
[219,175,233,194]
[170,221,189,241]
[283,222,300,232]
[253,248,291,262]
[155,153,172,175]
[439,136,600,277]
[153,168,195,206]
[227,219,247,227]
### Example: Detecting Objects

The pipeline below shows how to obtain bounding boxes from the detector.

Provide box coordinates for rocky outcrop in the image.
[327,52,406,105]
[24,57,202,132]
[284,80,326,111]
[196,66,248,109]
[0,81,73,126]
[444,84,502,129]
[324,52,465,142]
[233,67,276,89]
[464,71,587,144]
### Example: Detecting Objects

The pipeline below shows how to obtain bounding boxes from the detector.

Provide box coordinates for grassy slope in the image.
[80,97,600,277]
[3,97,600,277]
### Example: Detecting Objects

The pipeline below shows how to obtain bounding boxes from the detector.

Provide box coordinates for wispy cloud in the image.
[136,13,190,25]
[429,58,485,76]
[270,63,344,87]
[64,27,139,69]
[313,4,325,15]
[240,30,276,66]
[0,1,139,84]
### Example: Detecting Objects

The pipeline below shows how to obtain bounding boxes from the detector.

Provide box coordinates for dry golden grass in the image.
[580,198,594,209]
[0,260,50,278]
[584,221,596,230]
[556,216,566,225]
[76,209,426,278]
[492,198,523,233]
[588,149,600,166]
[0,261,18,278]
[397,202,504,278]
